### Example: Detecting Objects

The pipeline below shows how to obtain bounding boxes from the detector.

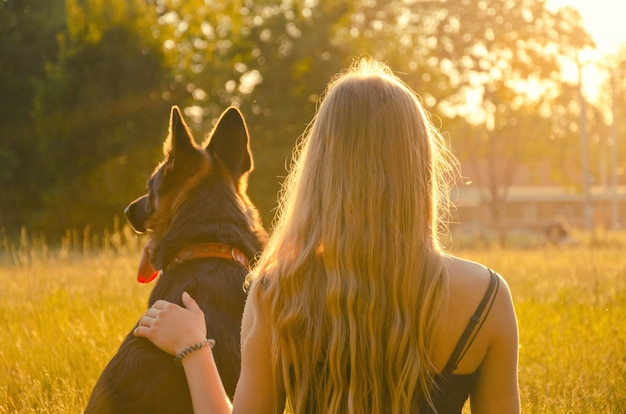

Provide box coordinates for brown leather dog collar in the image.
[167,242,250,271]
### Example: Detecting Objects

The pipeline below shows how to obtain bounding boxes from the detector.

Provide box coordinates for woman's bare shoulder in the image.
[434,255,517,375]
[445,255,514,316]
[445,256,520,411]
[445,255,494,295]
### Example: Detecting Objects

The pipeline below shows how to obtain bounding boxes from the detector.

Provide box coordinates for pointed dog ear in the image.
[206,107,252,180]
[165,106,196,161]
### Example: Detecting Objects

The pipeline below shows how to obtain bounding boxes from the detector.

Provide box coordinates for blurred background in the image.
[1,0,624,247]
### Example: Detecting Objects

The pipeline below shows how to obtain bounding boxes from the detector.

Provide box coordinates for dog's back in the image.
[85,106,267,414]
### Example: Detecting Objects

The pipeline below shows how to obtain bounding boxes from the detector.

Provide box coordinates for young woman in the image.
[134,58,520,413]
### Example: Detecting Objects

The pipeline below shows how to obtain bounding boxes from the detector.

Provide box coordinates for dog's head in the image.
[124,105,253,236]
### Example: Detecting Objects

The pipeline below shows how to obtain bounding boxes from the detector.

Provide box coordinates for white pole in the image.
[610,73,619,229]
[578,60,593,231]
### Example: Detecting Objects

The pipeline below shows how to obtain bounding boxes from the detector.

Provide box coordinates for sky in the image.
[547,0,626,54]
[546,0,625,104]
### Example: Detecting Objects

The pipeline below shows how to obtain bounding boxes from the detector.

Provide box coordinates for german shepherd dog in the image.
[85,106,267,413]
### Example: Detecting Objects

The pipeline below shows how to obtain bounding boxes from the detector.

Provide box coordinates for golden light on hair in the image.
[251,57,460,413]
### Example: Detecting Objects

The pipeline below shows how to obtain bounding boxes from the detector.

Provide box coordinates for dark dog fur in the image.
[85,106,267,414]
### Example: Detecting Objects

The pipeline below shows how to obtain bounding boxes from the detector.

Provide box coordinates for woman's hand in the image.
[134,291,207,356]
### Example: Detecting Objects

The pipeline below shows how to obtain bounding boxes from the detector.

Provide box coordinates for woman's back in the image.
[423,256,519,413]
[254,60,455,413]
[248,59,520,414]
[242,256,519,414]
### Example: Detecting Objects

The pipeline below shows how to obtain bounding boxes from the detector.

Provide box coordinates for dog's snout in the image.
[125,195,150,234]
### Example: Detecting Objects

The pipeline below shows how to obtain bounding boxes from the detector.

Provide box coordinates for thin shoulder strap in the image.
[443,269,500,374]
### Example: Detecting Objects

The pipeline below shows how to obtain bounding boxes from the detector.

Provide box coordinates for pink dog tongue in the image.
[137,241,159,284]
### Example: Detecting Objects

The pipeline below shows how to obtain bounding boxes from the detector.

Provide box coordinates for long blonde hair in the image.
[250,58,457,413]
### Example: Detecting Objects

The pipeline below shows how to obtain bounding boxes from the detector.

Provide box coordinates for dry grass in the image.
[1,229,625,413]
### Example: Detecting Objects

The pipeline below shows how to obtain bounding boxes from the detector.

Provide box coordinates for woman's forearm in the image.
[181,346,233,414]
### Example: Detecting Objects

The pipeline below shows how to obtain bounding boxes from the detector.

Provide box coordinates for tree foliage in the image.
[429,1,593,227]
[1,0,617,239]
[33,0,177,234]
[0,0,65,232]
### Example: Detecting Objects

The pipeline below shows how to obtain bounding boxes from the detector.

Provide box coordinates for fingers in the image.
[137,313,153,327]
[135,306,162,328]
[138,308,156,322]
[133,302,172,338]
[133,324,149,338]
[152,299,175,310]
[132,296,204,344]
[182,291,201,312]
[134,298,185,329]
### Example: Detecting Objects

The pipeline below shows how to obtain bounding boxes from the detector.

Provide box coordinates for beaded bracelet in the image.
[174,338,215,367]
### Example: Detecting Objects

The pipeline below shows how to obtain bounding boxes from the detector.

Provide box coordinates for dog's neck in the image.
[136,241,250,283]
[166,242,249,271]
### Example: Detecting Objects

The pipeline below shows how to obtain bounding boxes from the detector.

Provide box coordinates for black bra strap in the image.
[443,269,499,374]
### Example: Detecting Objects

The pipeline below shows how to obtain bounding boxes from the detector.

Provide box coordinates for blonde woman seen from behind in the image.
[134,58,520,414]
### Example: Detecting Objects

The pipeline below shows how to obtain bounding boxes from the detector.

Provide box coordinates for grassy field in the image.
[0,230,625,413]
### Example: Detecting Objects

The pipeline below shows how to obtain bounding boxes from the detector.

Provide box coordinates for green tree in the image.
[422,0,593,235]
[14,0,599,237]
[33,0,178,235]
[0,0,65,235]
[150,1,354,224]
[149,0,458,224]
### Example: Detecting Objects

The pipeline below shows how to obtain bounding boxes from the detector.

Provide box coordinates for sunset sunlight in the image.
[547,0,626,54]
[547,0,626,103]
[2,1,626,413]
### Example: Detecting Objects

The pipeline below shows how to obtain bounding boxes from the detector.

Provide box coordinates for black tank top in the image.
[417,269,500,413]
